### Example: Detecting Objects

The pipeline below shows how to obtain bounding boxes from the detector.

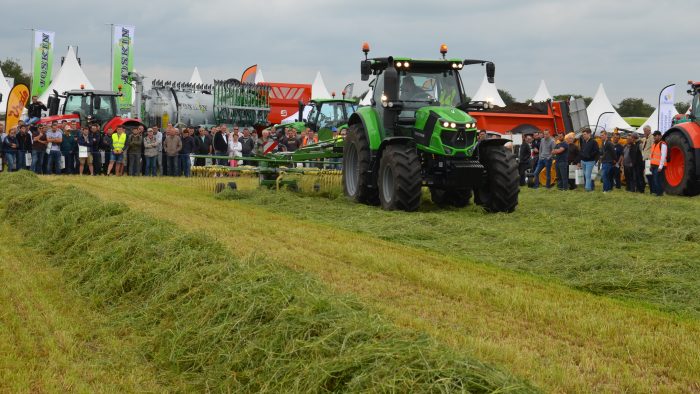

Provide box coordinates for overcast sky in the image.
[1,0,695,105]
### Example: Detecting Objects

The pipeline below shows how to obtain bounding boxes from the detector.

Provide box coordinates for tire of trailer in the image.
[474,145,519,213]
[378,143,422,211]
[343,123,380,205]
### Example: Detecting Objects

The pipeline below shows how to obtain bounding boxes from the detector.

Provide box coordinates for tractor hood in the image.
[415,106,473,127]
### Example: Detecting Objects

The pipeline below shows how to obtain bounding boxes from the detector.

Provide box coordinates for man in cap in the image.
[649,130,667,196]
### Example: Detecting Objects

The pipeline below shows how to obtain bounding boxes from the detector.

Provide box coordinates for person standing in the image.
[126,127,144,176]
[194,127,212,166]
[622,133,643,192]
[565,133,580,190]
[2,127,19,172]
[228,130,243,168]
[179,128,195,177]
[143,128,158,177]
[552,134,569,191]
[649,130,667,196]
[16,125,33,171]
[532,129,554,189]
[154,126,164,175]
[579,128,599,192]
[599,131,615,193]
[163,127,182,176]
[239,128,255,165]
[612,132,624,189]
[77,126,94,175]
[100,128,113,175]
[107,126,127,176]
[31,125,48,174]
[46,122,63,175]
[213,125,229,165]
[518,134,533,186]
[639,125,653,192]
[60,125,77,174]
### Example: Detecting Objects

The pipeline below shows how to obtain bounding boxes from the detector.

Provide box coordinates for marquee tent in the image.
[585,83,631,133]
[254,68,265,84]
[472,75,506,107]
[311,71,331,99]
[38,46,94,104]
[189,67,203,84]
[532,80,552,102]
[0,67,12,113]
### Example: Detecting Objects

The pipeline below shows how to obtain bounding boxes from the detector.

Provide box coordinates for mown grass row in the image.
[0,171,533,393]
[214,184,700,318]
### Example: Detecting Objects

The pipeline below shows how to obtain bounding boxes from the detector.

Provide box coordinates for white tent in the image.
[637,107,680,133]
[311,71,331,99]
[585,83,631,133]
[532,80,552,102]
[280,105,312,124]
[0,67,12,112]
[471,75,506,107]
[359,87,373,106]
[38,46,94,103]
[189,67,203,84]
[254,68,265,84]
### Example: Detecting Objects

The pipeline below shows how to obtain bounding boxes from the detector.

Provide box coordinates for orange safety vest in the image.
[302,135,318,146]
[650,141,666,166]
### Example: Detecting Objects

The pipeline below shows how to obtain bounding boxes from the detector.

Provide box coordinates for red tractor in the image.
[663,81,700,196]
[36,88,143,133]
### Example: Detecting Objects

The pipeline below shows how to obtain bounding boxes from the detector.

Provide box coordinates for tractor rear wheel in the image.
[378,144,422,211]
[474,145,519,213]
[663,131,700,196]
[343,123,379,205]
[430,187,472,208]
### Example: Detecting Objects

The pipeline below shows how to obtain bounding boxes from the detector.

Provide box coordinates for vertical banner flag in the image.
[31,30,55,97]
[241,65,257,84]
[658,84,675,133]
[112,25,135,111]
[5,84,30,131]
[343,83,354,98]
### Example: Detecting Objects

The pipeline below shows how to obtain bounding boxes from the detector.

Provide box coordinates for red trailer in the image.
[468,101,577,136]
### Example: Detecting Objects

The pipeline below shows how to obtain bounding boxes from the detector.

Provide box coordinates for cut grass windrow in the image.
[47,175,700,393]
[0,171,532,393]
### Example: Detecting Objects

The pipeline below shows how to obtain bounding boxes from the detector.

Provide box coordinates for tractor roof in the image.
[310,98,356,105]
[65,89,122,96]
[369,57,466,72]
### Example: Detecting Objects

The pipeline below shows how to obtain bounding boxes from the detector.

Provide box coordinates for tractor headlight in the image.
[443,121,450,127]
[396,62,402,68]
[403,61,410,68]
[450,122,456,128]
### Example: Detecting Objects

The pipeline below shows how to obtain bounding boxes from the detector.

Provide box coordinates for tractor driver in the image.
[399,76,421,101]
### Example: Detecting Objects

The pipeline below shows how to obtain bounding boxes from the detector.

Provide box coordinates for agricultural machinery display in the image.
[342,43,519,212]
[662,80,700,196]
[281,98,357,139]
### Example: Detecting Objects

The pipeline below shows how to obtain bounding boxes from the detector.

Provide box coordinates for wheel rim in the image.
[345,143,359,195]
[666,146,685,187]
[382,164,394,203]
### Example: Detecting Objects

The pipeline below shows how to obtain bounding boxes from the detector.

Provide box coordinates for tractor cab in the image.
[300,99,357,132]
[689,82,700,121]
[48,90,119,126]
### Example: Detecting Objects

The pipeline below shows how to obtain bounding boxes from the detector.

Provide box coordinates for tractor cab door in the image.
[63,94,90,123]
[304,104,320,131]
[92,95,117,126]
[692,94,700,124]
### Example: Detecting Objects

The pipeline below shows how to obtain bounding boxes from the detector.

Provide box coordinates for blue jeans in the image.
[166,155,178,176]
[31,150,45,174]
[601,162,613,192]
[5,152,16,172]
[651,166,663,196]
[555,161,568,190]
[17,150,28,170]
[215,150,228,165]
[582,161,595,191]
[62,152,75,174]
[47,150,62,175]
[145,156,157,176]
[179,154,191,177]
[533,158,552,188]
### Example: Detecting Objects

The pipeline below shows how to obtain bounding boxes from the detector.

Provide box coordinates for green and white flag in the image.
[31,30,55,97]
[111,24,135,111]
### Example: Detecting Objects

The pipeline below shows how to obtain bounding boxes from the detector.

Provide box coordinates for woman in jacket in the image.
[2,127,19,172]
[228,131,243,170]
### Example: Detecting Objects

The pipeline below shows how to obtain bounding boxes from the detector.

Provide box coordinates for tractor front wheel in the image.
[663,131,700,196]
[378,144,422,211]
[474,145,519,213]
[343,123,379,205]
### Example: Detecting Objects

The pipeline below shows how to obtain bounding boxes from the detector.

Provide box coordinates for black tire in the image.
[378,144,422,211]
[430,187,472,208]
[343,123,379,205]
[474,145,519,213]
[663,131,700,196]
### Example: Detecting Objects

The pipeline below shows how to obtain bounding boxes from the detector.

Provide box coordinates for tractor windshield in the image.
[399,71,461,107]
[93,95,117,125]
[64,94,90,116]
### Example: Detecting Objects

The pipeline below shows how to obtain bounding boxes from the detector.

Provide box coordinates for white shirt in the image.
[658,142,667,170]
[228,139,242,157]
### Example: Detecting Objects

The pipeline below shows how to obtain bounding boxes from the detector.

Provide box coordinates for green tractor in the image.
[282,98,357,141]
[343,44,519,212]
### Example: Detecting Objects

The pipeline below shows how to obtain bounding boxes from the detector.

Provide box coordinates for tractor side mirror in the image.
[361,60,371,81]
[486,62,495,84]
[47,96,59,116]
[0,93,3,104]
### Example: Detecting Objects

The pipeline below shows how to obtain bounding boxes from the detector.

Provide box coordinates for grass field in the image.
[38,174,700,393]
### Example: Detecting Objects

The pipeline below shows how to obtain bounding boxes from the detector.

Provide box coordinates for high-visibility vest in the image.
[302,135,318,146]
[112,132,127,152]
[650,141,666,166]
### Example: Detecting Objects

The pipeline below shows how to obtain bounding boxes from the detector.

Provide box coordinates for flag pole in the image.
[26,28,34,96]
[107,24,113,90]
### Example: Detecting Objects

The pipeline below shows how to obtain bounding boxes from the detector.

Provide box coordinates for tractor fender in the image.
[348,107,384,151]
[476,138,509,161]
[103,117,144,133]
[665,124,700,180]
